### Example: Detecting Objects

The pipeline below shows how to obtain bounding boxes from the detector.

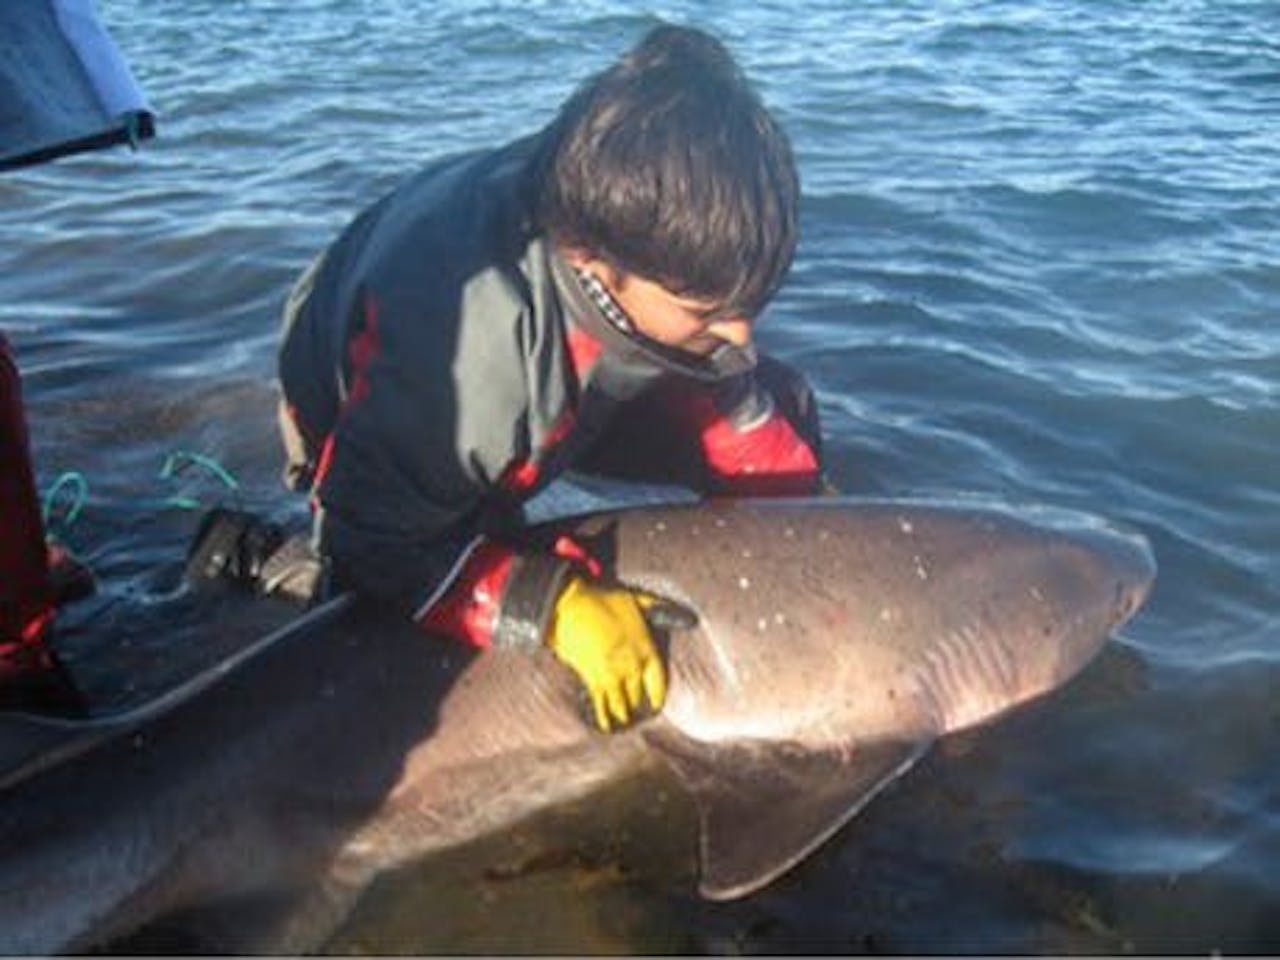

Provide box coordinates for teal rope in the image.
[42,471,89,533]
[38,451,239,540]
[159,450,240,510]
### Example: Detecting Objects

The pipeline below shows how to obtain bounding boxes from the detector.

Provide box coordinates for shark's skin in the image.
[0,498,1154,954]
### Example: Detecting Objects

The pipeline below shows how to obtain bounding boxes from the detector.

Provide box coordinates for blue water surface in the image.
[1,0,1276,953]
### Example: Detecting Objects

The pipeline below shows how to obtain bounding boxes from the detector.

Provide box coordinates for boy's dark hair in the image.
[537,25,799,319]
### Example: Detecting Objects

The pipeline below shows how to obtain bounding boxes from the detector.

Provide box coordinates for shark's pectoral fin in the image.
[648,730,930,900]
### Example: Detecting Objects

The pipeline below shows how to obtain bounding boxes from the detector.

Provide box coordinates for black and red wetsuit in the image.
[278,132,822,650]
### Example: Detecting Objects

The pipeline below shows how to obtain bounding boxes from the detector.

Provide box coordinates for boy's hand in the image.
[546,576,668,732]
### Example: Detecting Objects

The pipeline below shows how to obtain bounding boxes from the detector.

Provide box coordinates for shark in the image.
[0,497,1154,953]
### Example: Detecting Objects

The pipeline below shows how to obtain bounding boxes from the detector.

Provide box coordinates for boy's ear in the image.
[558,245,592,269]
[560,248,624,289]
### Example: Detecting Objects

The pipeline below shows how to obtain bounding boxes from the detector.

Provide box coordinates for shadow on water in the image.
[323,762,702,955]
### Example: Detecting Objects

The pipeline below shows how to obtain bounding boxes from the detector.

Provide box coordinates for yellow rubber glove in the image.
[546,575,669,732]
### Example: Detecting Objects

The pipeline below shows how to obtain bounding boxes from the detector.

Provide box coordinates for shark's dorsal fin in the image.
[649,730,930,899]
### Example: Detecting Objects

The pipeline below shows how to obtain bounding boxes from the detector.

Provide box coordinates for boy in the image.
[274,25,822,731]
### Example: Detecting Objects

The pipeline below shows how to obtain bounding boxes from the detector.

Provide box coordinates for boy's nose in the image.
[707,317,751,348]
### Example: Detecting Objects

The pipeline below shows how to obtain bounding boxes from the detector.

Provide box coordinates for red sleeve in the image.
[674,376,821,497]
[414,540,517,649]
[0,335,55,649]
[415,535,600,651]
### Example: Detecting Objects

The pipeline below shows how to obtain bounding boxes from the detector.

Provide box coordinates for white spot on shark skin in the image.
[757,618,768,631]
[742,548,753,560]
[715,518,727,528]
[774,612,787,625]
[1030,586,1045,602]
[655,521,667,532]
[913,555,929,580]
[784,527,796,539]
[818,529,830,541]
[738,576,751,590]
[879,607,899,623]
[898,516,914,535]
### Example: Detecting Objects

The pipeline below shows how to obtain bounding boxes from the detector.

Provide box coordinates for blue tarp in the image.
[0,0,153,170]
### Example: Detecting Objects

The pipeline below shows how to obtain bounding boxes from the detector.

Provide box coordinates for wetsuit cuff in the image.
[493,552,574,650]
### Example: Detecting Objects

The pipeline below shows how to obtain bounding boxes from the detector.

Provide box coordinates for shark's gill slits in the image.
[921,619,1024,732]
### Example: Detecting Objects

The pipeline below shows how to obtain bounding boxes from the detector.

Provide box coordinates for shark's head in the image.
[619,498,1154,742]
[888,503,1154,733]
[601,498,1155,899]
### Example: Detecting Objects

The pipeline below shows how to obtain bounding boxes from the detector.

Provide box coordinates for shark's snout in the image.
[1073,521,1156,631]
[900,509,1157,735]
[641,500,1159,907]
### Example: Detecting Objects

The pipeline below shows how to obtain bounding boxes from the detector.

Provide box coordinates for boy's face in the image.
[571,254,752,358]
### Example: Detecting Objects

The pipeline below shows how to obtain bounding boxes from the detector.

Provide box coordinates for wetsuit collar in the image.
[549,247,757,385]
